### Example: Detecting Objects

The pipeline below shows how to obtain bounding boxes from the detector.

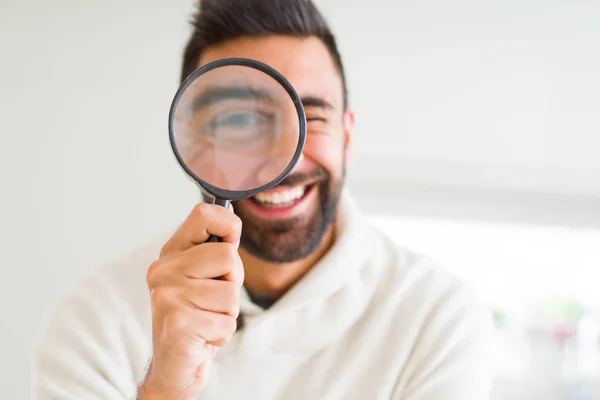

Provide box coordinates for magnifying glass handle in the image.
[206,197,231,243]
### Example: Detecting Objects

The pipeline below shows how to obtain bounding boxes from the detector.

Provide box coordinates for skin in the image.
[140,35,355,399]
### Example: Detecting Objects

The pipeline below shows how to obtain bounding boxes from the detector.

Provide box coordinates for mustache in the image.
[277,166,329,187]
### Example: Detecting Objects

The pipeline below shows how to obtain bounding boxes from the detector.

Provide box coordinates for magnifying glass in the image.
[168,58,307,242]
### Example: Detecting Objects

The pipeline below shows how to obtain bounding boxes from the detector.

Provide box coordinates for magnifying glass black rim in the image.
[168,57,307,202]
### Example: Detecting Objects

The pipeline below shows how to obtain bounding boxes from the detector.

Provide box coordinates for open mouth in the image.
[250,183,317,209]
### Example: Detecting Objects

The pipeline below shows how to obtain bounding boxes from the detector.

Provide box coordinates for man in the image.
[33,0,494,399]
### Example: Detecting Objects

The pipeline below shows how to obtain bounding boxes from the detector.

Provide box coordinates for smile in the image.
[243,182,318,218]
[251,183,305,206]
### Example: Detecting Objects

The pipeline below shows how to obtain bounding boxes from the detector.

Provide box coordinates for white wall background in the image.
[1,0,599,398]
[326,0,600,228]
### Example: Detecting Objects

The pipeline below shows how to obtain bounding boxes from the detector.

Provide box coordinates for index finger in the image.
[160,202,242,256]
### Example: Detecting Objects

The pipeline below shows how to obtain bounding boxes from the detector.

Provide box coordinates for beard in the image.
[231,165,345,263]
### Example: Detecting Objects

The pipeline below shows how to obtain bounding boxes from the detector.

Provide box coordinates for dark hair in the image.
[181,0,348,109]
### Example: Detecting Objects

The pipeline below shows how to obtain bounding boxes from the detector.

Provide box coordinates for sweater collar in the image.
[240,189,368,314]
[230,190,375,354]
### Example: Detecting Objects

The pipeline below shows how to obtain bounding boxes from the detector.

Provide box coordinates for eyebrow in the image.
[190,86,275,111]
[301,96,334,110]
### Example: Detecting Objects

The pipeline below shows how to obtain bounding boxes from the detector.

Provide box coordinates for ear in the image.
[343,107,356,167]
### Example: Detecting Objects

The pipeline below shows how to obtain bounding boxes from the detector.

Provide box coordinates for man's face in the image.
[197,36,354,263]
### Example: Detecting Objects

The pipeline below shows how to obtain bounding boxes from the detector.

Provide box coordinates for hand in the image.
[139,203,244,400]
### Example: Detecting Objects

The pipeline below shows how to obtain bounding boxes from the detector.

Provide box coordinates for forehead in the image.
[197,36,344,110]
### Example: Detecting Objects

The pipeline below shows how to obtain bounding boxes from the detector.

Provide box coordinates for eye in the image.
[211,111,271,128]
[204,109,278,147]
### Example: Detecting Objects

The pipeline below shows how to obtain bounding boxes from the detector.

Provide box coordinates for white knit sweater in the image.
[33,192,494,399]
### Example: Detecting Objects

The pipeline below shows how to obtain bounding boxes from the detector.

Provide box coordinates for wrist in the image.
[137,377,198,400]
[137,380,163,400]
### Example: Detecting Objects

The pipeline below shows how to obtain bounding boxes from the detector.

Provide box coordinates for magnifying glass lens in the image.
[171,64,301,193]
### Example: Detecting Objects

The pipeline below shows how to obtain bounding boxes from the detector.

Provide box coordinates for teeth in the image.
[253,186,306,206]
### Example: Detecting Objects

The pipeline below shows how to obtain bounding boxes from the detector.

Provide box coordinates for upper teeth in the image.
[254,186,306,204]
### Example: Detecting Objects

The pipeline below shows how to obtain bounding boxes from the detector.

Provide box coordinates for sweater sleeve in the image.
[32,274,151,400]
[394,283,496,400]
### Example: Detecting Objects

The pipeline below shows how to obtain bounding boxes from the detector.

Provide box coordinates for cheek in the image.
[302,134,346,175]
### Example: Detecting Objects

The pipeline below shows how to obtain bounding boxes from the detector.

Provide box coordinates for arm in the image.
[32,275,148,400]
[33,203,243,400]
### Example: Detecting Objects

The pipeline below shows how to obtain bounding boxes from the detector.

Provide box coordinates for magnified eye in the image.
[206,109,278,147]
[211,111,270,128]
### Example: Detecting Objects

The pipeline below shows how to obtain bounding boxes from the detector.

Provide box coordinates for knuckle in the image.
[236,258,245,284]
[231,213,242,233]
[146,260,163,288]
[150,287,175,309]
[192,202,212,220]
[220,243,239,266]
[223,316,237,337]
[223,283,240,315]
[227,249,244,284]
[203,315,236,342]
[224,281,240,302]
